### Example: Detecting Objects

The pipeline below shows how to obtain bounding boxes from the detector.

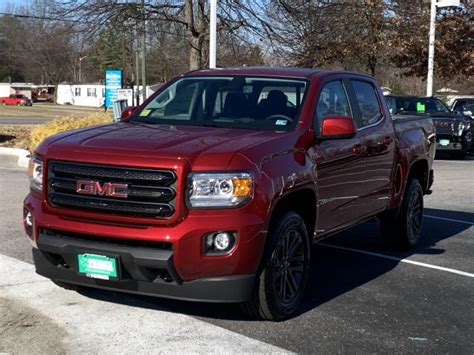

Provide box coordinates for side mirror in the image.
[120,106,137,121]
[320,116,357,139]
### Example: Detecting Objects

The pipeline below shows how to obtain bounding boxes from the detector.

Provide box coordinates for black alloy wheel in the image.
[241,211,310,321]
[271,228,305,307]
[380,178,424,249]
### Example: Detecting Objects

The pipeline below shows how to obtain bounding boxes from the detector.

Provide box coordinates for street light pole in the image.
[78,56,88,83]
[209,0,217,69]
[141,0,146,102]
[426,0,436,97]
[426,0,461,97]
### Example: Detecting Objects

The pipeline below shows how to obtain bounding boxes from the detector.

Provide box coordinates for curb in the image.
[0,147,30,168]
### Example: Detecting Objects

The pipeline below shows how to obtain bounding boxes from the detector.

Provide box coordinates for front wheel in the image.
[380,178,424,249]
[241,211,310,321]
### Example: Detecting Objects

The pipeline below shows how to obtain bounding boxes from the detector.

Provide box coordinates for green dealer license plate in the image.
[439,139,450,146]
[77,253,118,280]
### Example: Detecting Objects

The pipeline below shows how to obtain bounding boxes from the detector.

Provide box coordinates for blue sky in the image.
[1,0,32,12]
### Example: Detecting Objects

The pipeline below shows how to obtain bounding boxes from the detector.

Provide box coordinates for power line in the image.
[0,11,93,24]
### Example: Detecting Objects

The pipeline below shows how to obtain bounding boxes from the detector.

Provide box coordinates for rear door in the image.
[347,79,396,215]
[310,79,371,234]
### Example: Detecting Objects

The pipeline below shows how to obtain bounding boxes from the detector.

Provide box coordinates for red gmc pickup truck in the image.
[24,68,435,320]
[1,94,33,106]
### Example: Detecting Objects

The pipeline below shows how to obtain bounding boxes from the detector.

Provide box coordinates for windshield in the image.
[131,76,308,131]
[392,97,450,114]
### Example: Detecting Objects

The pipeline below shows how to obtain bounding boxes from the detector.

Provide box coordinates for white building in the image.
[56,83,159,108]
[56,83,105,107]
[0,83,35,98]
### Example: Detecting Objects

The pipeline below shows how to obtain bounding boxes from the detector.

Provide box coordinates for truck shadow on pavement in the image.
[78,207,473,321]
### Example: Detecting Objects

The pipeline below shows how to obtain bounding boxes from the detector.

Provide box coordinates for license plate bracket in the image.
[77,252,119,280]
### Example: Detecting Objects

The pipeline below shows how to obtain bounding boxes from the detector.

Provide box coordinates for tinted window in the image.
[351,81,382,127]
[385,96,397,114]
[315,81,351,129]
[132,76,308,131]
[453,100,474,112]
[395,97,449,114]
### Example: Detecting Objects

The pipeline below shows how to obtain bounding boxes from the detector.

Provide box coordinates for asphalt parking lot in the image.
[0,154,473,353]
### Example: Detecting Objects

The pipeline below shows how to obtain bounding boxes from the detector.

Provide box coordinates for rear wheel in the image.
[380,178,424,249]
[16,102,21,106]
[241,212,310,321]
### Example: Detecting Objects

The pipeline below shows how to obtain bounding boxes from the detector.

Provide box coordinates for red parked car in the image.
[1,94,33,106]
[24,67,435,320]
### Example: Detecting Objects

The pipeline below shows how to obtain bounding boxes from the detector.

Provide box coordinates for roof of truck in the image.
[185,66,372,80]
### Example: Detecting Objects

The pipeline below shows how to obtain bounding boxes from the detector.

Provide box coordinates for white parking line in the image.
[318,243,474,278]
[424,214,474,226]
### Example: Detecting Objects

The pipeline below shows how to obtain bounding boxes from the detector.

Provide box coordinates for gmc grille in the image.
[47,161,177,218]
[433,120,454,134]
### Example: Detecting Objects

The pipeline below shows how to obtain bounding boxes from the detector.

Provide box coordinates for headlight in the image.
[187,172,253,208]
[457,122,465,136]
[28,157,43,192]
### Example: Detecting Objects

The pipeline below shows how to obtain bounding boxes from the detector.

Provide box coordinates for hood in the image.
[430,112,462,120]
[39,122,284,169]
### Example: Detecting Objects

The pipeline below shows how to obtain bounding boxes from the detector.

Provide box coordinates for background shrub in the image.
[30,112,112,149]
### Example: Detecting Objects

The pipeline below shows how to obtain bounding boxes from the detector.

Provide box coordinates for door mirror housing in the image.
[320,116,357,139]
[120,106,137,121]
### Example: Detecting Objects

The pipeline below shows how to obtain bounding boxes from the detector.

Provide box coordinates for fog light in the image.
[203,232,236,255]
[214,233,231,250]
[455,143,462,149]
[25,211,33,228]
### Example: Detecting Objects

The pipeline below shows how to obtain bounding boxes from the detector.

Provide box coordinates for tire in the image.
[52,280,82,291]
[1,101,5,106]
[16,102,20,106]
[380,178,424,250]
[450,151,466,160]
[241,211,311,321]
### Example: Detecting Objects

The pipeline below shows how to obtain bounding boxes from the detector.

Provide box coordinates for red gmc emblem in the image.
[76,180,128,198]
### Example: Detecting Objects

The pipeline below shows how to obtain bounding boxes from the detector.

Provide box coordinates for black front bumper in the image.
[33,230,254,303]
[435,133,471,152]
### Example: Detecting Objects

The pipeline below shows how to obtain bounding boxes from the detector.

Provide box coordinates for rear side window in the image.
[315,81,352,129]
[351,81,382,127]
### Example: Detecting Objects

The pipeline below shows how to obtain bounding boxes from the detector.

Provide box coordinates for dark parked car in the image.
[385,95,472,158]
[451,98,474,119]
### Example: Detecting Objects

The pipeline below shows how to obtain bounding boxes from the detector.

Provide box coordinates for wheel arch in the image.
[407,159,429,193]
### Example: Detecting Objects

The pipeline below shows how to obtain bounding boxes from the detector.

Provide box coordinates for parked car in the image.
[385,95,472,158]
[25,68,435,321]
[451,97,474,119]
[0,94,33,106]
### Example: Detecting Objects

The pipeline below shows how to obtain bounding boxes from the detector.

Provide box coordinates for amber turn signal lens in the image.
[232,177,252,197]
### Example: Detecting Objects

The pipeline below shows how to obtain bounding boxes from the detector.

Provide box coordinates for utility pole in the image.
[209,0,217,69]
[135,22,140,106]
[140,0,146,103]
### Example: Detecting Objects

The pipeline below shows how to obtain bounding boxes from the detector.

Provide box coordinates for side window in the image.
[351,80,382,127]
[385,96,397,115]
[315,81,351,129]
